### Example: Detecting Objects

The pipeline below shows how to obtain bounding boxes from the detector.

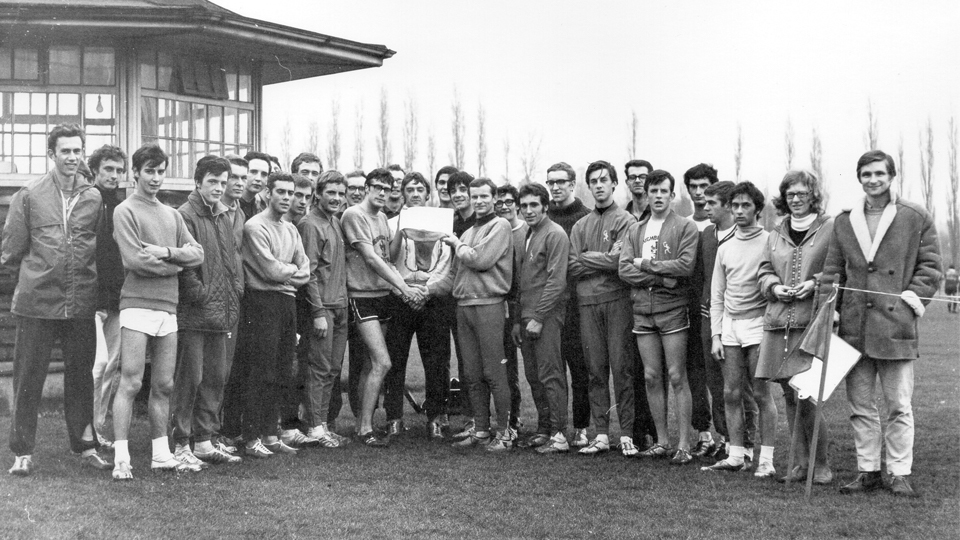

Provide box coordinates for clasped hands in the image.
[771,280,815,303]
[399,283,430,311]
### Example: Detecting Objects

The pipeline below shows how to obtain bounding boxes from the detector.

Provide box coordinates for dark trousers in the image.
[233,290,297,441]
[502,312,522,427]
[328,322,366,424]
[220,322,244,440]
[384,296,451,421]
[562,295,590,429]
[457,302,510,432]
[171,330,228,443]
[520,306,568,434]
[9,316,97,455]
[581,297,635,435]
[297,304,348,428]
[687,302,712,433]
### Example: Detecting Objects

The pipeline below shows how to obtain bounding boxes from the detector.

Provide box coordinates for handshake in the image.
[398,283,430,311]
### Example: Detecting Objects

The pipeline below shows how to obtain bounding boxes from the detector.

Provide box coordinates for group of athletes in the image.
[4,123,942,497]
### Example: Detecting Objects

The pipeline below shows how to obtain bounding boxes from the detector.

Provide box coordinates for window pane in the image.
[238,65,251,102]
[225,64,237,101]
[30,157,45,174]
[158,52,175,92]
[141,97,158,139]
[140,50,156,90]
[13,48,39,80]
[31,134,45,155]
[224,107,237,144]
[58,93,79,116]
[85,93,114,120]
[49,46,82,85]
[192,102,206,141]
[30,93,46,115]
[208,105,222,142]
[83,47,115,86]
[238,110,251,145]
[13,93,30,115]
[0,48,11,80]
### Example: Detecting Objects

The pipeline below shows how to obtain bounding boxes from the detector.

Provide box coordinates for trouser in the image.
[9,316,97,456]
[581,297,635,436]
[687,301,712,432]
[457,302,510,432]
[561,295,590,429]
[520,306,568,434]
[233,290,297,441]
[92,309,121,436]
[846,357,914,476]
[296,302,348,428]
[502,310,522,428]
[220,322,244,440]
[384,296,450,421]
[700,315,759,442]
[171,330,228,444]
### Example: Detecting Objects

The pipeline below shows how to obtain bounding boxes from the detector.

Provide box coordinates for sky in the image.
[217,0,959,215]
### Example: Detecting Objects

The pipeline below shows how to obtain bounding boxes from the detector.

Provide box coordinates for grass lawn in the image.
[1,306,957,539]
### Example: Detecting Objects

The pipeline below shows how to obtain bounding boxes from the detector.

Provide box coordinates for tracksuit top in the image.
[298,205,348,318]
[517,216,569,323]
[451,213,513,306]
[568,202,634,306]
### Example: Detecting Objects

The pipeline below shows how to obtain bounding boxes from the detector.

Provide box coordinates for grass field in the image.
[1,305,958,539]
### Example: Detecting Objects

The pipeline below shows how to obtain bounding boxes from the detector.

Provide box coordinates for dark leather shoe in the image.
[839,471,883,494]
[888,475,920,498]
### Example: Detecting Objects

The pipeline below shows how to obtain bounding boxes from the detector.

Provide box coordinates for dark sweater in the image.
[547,198,590,236]
[95,185,124,312]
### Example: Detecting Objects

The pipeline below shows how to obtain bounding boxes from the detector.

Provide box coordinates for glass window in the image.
[83,47,115,86]
[238,110,251,145]
[238,64,251,102]
[158,52,175,92]
[225,65,237,101]
[192,102,206,141]
[0,48,11,80]
[140,50,157,90]
[13,48,39,80]
[208,105,222,143]
[224,107,237,145]
[49,46,82,85]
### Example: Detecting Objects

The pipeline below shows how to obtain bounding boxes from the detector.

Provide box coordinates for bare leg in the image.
[720,345,747,449]
[147,333,178,439]
[636,334,669,446]
[357,320,391,435]
[745,345,777,447]
[112,329,148,442]
[662,331,692,450]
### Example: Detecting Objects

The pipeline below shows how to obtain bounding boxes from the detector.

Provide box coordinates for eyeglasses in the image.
[346,186,364,193]
[494,200,516,209]
[785,191,811,201]
[545,179,570,187]
[626,174,648,182]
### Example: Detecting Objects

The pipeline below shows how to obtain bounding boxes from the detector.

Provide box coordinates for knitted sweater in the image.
[710,225,768,335]
[451,213,513,306]
[241,212,309,296]
[113,193,204,313]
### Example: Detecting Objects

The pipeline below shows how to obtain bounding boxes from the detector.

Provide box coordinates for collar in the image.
[474,212,497,227]
[849,195,898,262]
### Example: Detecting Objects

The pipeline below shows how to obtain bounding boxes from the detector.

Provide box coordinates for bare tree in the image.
[306,121,320,157]
[734,123,743,182]
[948,117,959,267]
[502,134,511,184]
[918,118,935,221]
[784,117,795,170]
[519,132,541,185]
[627,109,638,161]
[279,117,292,169]
[896,133,905,198]
[353,100,365,171]
[865,99,879,151]
[449,90,466,169]
[376,87,392,167]
[810,128,827,211]
[326,98,341,171]
[476,102,487,177]
[402,96,418,172]
[426,129,436,182]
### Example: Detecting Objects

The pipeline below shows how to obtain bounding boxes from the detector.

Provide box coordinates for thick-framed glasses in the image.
[494,200,516,209]
[545,179,570,187]
[626,174,648,183]
[786,191,811,201]
[346,186,364,193]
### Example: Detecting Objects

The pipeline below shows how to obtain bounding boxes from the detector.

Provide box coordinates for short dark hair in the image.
[365,167,394,188]
[194,155,232,184]
[518,182,550,207]
[728,181,766,215]
[469,177,497,197]
[291,152,322,174]
[446,171,475,194]
[856,150,896,179]
[47,123,85,153]
[546,162,576,183]
[266,171,296,193]
[226,156,248,169]
[704,180,736,206]
[345,169,366,180]
[624,159,653,176]
[772,170,824,216]
[293,175,314,192]
[269,155,282,171]
[400,171,431,196]
[645,169,676,193]
[387,164,405,174]
[132,143,168,172]
[435,165,459,186]
[317,170,345,193]
[496,184,519,202]
[585,160,619,185]
[87,145,127,173]
[243,151,272,167]
[683,163,719,189]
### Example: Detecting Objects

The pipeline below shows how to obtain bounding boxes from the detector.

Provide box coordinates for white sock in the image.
[194,440,214,453]
[264,435,279,444]
[554,432,567,443]
[81,447,96,458]
[152,437,173,461]
[760,445,775,464]
[699,431,713,443]
[596,434,609,444]
[114,440,130,464]
[728,445,745,464]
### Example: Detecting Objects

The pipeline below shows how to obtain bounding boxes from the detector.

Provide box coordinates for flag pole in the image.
[805,281,838,500]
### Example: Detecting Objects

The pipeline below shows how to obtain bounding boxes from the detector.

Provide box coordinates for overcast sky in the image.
[217,0,958,214]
